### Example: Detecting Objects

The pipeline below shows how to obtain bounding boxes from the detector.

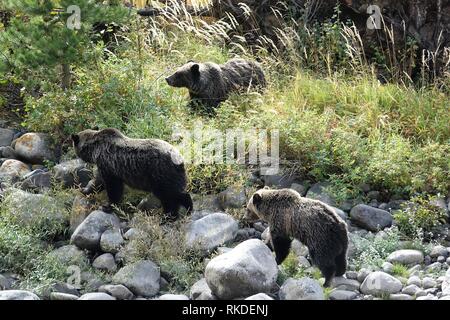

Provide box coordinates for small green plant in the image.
[394,195,448,238]
[391,263,409,278]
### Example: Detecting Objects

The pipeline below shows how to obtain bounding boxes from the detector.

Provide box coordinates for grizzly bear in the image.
[165,58,266,113]
[245,187,348,287]
[71,128,193,219]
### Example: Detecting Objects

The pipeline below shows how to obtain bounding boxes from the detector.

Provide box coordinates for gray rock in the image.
[441,268,450,296]
[1,189,66,227]
[185,212,238,252]
[346,271,358,280]
[14,132,57,164]
[360,271,403,296]
[291,239,309,257]
[0,290,40,300]
[298,256,311,268]
[190,278,216,300]
[422,277,437,289]
[205,239,278,299]
[245,293,274,300]
[50,292,79,300]
[253,221,267,233]
[402,284,420,295]
[279,278,324,300]
[80,272,107,292]
[350,204,392,231]
[93,253,117,272]
[98,284,134,300]
[437,256,446,263]
[329,290,358,300]
[0,128,15,147]
[0,274,12,290]
[262,173,296,188]
[416,294,437,300]
[424,262,442,272]
[367,191,380,200]
[217,186,246,209]
[0,159,30,182]
[382,262,394,273]
[415,289,428,297]
[332,277,360,291]
[305,182,336,206]
[389,293,413,300]
[447,257,450,265]
[78,292,116,300]
[100,228,124,254]
[406,276,422,287]
[357,268,371,283]
[439,295,450,300]
[123,228,139,241]
[290,183,307,196]
[0,146,17,159]
[430,245,449,259]
[408,265,422,275]
[53,159,91,188]
[70,210,121,251]
[113,260,160,298]
[430,197,448,213]
[19,170,51,190]
[158,294,189,300]
[387,250,424,266]
[48,245,88,266]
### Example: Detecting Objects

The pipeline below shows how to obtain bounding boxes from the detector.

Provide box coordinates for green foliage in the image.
[0,0,128,88]
[394,195,448,238]
[391,263,409,278]
[350,228,402,270]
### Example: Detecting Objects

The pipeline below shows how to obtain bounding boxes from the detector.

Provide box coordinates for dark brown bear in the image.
[165,58,266,113]
[245,187,348,287]
[71,128,192,219]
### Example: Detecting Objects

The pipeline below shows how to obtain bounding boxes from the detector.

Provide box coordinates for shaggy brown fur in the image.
[165,58,266,113]
[71,128,192,219]
[245,187,348,287]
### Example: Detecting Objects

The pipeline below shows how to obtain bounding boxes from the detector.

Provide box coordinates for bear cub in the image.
[245,187,348,287]
[72,128,193,219]
[166,58,266,113]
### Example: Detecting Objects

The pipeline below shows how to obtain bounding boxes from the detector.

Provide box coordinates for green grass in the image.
[391,263,410,278]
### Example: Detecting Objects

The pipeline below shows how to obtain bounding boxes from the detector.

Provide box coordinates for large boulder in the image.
[205,239,278,299]
[70,210,121,251]
[0,159,30,182]
[360,271,403,296]
[387,250,424,266]
[0,290,40,300]
[14,132,57,164]
[53,159,91,188]
[18,169,52,190]
[100,228,124,254]
[0,128,15,147]
[92,253,117,272]
[350,204,392,231]
[279,278,324,300]
[185,212,238,252]
[112,260,160,298]
[98,284,134,300]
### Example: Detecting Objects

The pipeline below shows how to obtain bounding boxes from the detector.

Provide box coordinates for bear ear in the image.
[263,186,270,190]
[92,126,99,131]
[71,134,80,145]
[253,193,262,206]
[190,63,200,76]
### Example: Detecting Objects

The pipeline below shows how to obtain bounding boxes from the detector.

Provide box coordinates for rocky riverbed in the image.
[1,127,450,300]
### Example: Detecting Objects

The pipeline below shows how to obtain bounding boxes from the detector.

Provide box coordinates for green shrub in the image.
[394,195,448,238]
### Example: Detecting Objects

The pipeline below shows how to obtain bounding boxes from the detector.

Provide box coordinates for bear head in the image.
[72,127,122,163]
[244,186,272,222]
[165,61,200,89]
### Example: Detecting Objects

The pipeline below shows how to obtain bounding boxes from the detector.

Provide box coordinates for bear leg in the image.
[319,264,337,287]
[334,251,347,277]
[179,192,193,212]
[270,232,292,264]
[101,174,124,212]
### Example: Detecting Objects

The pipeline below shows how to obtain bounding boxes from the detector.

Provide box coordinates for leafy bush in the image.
[394,195,448,238]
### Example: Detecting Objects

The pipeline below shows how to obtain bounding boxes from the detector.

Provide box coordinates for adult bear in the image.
[72,128,192,219]
[245,187,348,287]
[165,58,266,114]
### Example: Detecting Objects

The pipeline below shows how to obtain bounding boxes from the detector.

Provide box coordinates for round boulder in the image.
[14,132,57,164]
[205,239,278,299]
[350,204,392,231]
[112,260,160,298]
[279,278,324,300]
[387,250,424,266]
[360,271,403,296]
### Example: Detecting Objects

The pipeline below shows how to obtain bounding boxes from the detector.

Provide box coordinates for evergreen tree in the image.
[0,0,129,89]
